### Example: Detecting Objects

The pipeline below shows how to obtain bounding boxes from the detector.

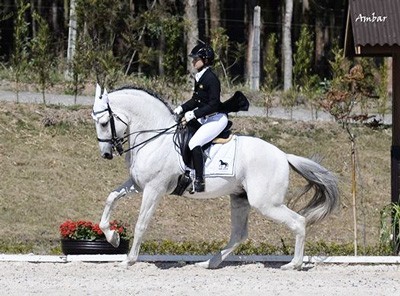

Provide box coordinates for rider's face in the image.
[192,57,204,70]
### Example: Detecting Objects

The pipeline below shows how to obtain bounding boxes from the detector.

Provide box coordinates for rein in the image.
[121,124,178,154]
[95,103,178,156]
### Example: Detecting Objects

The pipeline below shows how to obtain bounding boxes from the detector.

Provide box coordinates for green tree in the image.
[68,34,94,102]
[30,12,54,104]
[263,33,279,114]
[293,25,316,90]
[263,33,279,91]
[293,25,321,118]
[75,0,128,88]
[11,0,30,102]
[211,27,245,87]
[143,8,186,81]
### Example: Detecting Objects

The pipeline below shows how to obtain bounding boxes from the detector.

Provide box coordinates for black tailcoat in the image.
[181,68,221,118]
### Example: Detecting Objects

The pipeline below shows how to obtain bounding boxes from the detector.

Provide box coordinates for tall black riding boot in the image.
[191,146,205,192]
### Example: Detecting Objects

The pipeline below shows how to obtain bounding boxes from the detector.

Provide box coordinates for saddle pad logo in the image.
[204,136,237,177]
[218,160,229,170]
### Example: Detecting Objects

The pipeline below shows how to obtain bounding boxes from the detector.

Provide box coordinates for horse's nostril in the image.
[103,153,113,159]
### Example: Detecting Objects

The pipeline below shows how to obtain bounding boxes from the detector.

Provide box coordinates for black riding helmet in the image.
[189,44,215,65]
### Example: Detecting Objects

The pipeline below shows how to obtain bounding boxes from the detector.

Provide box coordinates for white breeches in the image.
[189,113,228,150]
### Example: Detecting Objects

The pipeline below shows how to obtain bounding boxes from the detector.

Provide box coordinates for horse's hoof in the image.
[280,262,302,270]
[109,231,120,248]
[195,261,210,269]
[120,259,135,268]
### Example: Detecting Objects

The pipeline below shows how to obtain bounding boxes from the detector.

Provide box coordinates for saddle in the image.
[171,121,232,196]
[175,119,233,170]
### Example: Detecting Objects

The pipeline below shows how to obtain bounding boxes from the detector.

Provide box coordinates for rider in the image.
[173,44,228,193]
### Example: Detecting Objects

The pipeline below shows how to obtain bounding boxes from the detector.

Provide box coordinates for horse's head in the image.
[92,84,129,159]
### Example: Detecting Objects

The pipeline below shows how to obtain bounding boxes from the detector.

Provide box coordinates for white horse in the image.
[91,84,339,270]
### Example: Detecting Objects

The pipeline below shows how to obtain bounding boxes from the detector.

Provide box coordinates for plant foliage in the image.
[380,203,400,254]
[60,220,130,241]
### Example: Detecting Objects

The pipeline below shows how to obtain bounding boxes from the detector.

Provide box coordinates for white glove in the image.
[184,110,196,122]
[173,106,183,115]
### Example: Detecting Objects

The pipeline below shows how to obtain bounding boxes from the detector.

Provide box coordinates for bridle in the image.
[93,103,178,156]
[93,103,128,155]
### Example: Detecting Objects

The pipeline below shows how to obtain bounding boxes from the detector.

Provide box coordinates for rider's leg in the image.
[191,145,205,192]
[188,113,228,193]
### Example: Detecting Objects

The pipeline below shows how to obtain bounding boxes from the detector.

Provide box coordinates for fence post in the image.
[251,6,261,91]
[66,0,77,77]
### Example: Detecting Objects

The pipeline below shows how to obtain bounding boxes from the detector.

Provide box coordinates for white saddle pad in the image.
[187,135,237,177]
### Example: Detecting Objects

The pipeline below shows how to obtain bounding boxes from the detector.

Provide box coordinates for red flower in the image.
[59,219,129,240]
[92,224,103,235]
[59,220,77,239]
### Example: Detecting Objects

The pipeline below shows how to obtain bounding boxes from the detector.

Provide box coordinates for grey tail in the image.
[287,154,340,226]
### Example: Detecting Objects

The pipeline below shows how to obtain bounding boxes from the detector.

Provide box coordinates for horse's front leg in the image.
[99,178,137,247]
[121,185,163,267]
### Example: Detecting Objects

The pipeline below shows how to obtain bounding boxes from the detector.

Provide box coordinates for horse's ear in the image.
[102,88,109,104]
[95,83,102,100]
[93,83,109,116]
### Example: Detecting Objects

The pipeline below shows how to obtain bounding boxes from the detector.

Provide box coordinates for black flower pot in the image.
[61,239,130,255]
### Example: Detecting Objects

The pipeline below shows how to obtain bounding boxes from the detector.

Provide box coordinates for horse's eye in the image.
[100,122,108,127]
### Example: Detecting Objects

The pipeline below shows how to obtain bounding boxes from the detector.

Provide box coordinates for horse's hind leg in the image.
[99,179,137,247]
[196,193,250,269]
[257,203,305,270]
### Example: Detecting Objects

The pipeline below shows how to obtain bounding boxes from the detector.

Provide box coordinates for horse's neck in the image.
[124,99,178,174]
[110,90,175,131]
[109,90,176,166]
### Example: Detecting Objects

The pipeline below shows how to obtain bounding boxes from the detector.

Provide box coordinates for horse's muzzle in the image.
[102,152,113,160]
